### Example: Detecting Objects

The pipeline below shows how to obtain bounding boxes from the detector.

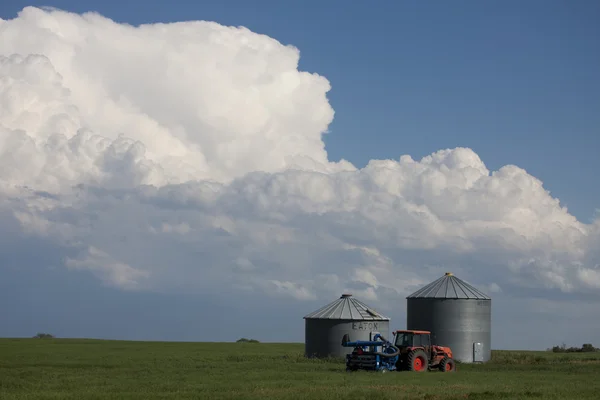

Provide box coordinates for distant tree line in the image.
[33,333,55,339]
[31,333,264,343]
[236,338,260,343]
[548,343,598,353]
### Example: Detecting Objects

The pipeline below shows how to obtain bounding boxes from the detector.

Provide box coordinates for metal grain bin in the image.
[304,294,390,358]
[406,273,491,363]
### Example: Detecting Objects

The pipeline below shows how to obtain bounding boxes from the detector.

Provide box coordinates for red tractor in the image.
[393,330,456,372]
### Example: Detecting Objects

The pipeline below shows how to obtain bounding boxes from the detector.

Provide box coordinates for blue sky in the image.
[2,0,599,221]
[1,1,599,351]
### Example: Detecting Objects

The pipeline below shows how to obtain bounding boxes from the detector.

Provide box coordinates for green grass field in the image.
[1,339,599,399]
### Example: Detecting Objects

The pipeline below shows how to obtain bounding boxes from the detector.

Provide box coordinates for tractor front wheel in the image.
[407,349,428,372]
[439,357,456,372]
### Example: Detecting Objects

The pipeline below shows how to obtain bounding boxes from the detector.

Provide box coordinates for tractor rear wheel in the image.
[439,357,456,372]
[407,349,428,372]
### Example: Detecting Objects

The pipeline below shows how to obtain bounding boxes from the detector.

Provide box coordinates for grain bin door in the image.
[473,342,484,362]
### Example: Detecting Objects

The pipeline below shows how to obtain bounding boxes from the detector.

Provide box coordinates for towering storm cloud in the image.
[1,6,599,307]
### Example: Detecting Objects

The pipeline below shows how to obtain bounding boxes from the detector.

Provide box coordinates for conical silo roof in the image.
[303,294,389,320]
[406,272,490,300]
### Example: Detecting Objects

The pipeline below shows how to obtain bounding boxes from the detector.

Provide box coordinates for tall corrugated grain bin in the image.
[406,272,491,363]
[304,294,390,358]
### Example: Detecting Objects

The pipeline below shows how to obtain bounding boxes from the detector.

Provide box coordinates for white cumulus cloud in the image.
[65,246,149,290]
[0,5,599,317]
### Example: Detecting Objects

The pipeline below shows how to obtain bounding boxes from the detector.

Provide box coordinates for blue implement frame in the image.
[341,333,400,372]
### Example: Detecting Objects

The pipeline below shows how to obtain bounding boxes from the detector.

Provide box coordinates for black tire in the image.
[407,349,428,372]
[439,357,456,372]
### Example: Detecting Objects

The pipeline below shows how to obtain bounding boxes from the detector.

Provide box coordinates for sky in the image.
[0,1,599,351]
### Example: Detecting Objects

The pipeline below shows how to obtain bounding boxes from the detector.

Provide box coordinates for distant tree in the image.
[236,338,260,343]
[582,344,596,352]
[33,333,55,339]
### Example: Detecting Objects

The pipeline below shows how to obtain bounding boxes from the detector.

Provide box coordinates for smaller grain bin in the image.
[406,273,491,363]
[304,294,390,358]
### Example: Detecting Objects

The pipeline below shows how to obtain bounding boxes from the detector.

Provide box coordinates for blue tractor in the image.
[341,332,400,372]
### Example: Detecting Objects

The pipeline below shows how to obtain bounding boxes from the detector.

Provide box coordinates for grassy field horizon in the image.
[1,336,574,351]
[2,338,599,399]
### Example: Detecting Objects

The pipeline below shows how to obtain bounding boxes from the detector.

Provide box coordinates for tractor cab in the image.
[393,330,432,349]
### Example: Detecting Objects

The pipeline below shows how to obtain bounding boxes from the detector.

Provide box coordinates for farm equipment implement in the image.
[341,333,400,372]
[342,330,456,372]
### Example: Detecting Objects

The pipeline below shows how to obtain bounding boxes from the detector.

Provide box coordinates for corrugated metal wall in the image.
[407,297,491,363]
[305,319,390,358]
